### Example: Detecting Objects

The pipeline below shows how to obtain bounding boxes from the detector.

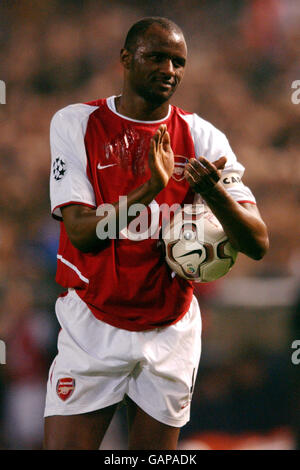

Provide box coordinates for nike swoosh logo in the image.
[178,249,203,258]
[97,163,117,170]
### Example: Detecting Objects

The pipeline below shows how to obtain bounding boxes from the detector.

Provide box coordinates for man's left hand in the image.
[184,156,227,194]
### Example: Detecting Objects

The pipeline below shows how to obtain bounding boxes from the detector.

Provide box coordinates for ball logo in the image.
[172,155,188,182]
[186,265,196,274]
[56,377,75,401]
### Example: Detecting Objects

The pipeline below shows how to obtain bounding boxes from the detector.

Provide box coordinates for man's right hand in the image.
[148,124,174,191]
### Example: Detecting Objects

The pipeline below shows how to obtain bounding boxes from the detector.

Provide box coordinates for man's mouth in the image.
[155,79,175,90]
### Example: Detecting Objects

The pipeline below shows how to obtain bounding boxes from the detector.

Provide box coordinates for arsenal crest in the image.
[172,155,188,182]
[56,377,75,401]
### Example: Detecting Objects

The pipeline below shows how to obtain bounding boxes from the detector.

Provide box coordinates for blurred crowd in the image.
[0,0,299,449]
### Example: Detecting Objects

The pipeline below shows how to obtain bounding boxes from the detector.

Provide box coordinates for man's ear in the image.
[120,48,132,70]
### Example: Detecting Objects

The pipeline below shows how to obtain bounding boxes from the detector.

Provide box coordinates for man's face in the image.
[125,25,187,105]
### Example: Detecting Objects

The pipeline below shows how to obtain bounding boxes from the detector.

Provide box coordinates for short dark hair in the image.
[123,17,184,52]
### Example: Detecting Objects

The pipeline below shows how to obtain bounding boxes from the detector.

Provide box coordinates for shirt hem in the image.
[52,200,97,219]
[237,200,256,204]
[44,395,124,418]
[75,290,193,332]
[126,391,190,428]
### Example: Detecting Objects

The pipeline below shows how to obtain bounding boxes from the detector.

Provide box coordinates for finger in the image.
[154,126,164,148]
[149,137,156,155]
[185,164,200,181]
[197,155,227,172]
[186,160,208,177]
[184,165,199,182]
[153,129,161,150]
[187,158,209,172]
[196,157,223,181]
[162,129,171,148]
[158,123,166,133]
[153,133,161,154]
[197,156,217,170]
[153,128,160,140]
[184,170,197,189]
[159,124,166,144]
[213,156,227,170]
[187,158,219,185]
[158,127,168,152]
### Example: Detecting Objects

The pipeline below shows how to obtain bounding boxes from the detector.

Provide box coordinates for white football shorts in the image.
[44,288,202,427]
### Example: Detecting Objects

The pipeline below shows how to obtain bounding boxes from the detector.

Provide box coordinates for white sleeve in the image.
[50,104,98,218]
[183,113,256,204]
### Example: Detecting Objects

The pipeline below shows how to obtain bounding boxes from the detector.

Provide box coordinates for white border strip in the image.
[57,254,89,284]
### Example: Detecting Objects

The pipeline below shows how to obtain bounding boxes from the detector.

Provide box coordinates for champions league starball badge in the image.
[53,156,66,181]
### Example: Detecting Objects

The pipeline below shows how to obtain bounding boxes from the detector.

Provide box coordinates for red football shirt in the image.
[50,96,255,331]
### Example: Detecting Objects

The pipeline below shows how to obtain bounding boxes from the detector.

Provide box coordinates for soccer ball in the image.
[162,204,238,282]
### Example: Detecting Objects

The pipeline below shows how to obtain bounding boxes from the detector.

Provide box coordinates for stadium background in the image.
[0,0,299,450]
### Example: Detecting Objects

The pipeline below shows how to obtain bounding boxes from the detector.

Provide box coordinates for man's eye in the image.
[148,54,185,68]
[151,54,163,61]
[173,59,185,68]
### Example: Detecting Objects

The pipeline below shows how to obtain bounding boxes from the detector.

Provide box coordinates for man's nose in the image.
[160,58,175,76]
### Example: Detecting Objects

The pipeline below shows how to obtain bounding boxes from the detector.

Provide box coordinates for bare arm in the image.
[184,157,269,260]
[61,124,174,253]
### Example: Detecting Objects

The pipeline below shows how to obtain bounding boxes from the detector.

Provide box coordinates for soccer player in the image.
[44,17,269,450]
